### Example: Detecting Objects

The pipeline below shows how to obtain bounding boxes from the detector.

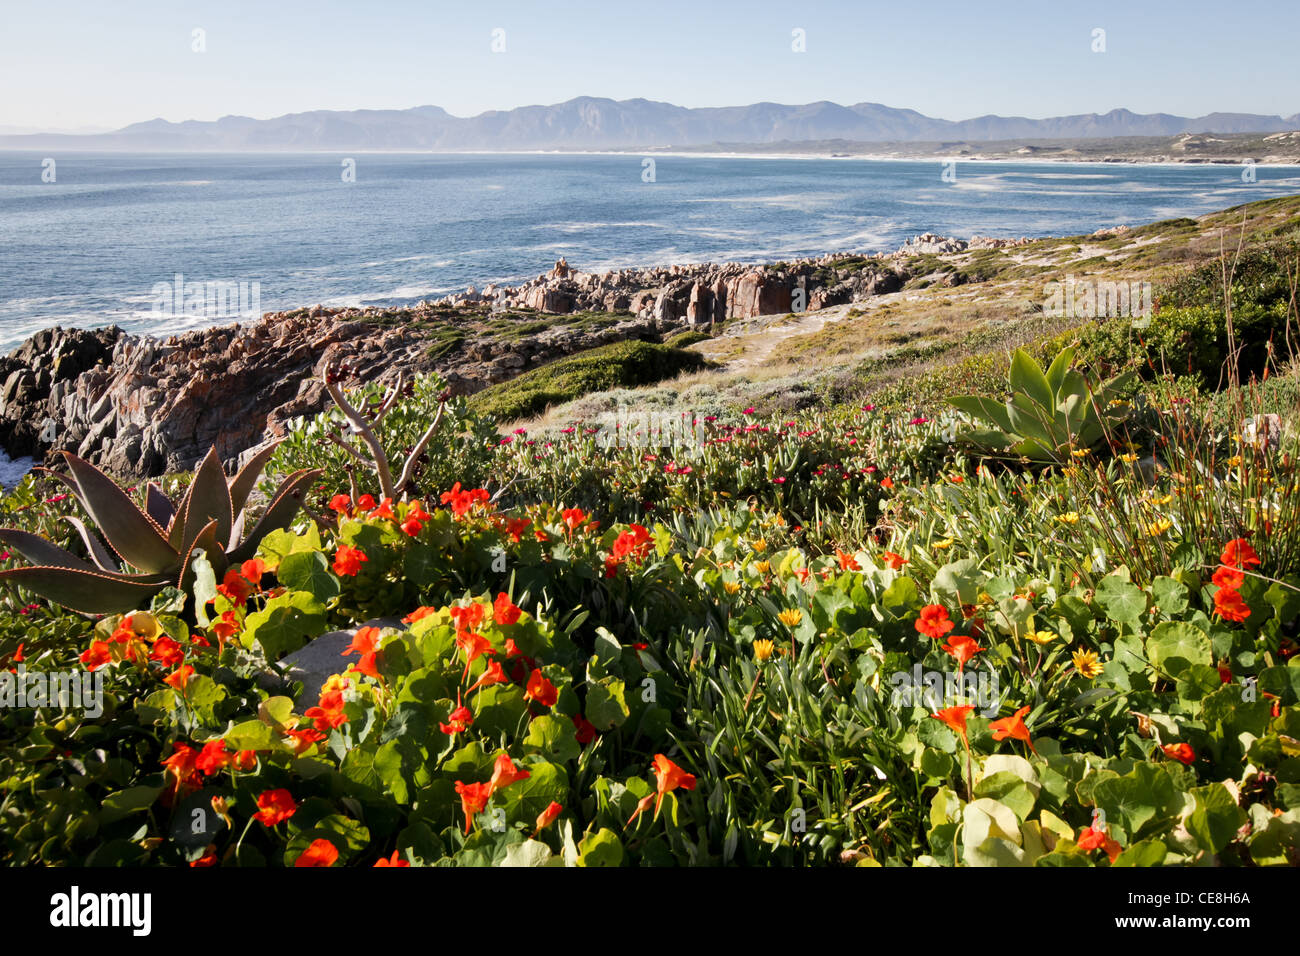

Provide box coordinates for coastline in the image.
[3,146,1298,167]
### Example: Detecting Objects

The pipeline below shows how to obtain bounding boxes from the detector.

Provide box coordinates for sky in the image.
[2,0,1297,131]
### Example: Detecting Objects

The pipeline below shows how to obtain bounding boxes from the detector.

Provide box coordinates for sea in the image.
[1,150,1298,486]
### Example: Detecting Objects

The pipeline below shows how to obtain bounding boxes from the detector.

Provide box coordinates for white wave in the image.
[0,450,34,491]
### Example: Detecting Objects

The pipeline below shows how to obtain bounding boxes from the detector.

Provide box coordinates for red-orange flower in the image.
[374,850,409,867]
[455,630,495,680]
[80,640,113,671]
[524,668,558,708]
[916,604,955,639]
[328,494,351,515]
[1211,565,1245,590]
[467,660,507,695]
[881,551,908,570]
[440,704,474,735]
[191,845,219,868]
[536,801,563,831]
[164,665,195,692]
[611,524,653,564]
[454,780,493,833]
[332,545,368,577]
[941,634,983,670]
[1076,824,1122,863]
[505,517,531,542]
[488,753,531,794]
[217,567,254,607]
[343,626,382,680]
[835,549,861,571]
[989,704,1036,753]
[232,749,258,771]
[294,838,339,867]
[304,688,349,731]
[284,727,327,755]
[1162,742,1195,765]
[254,788,298,826]
[931,704,974,740]
[161,742,202,792]
[1213,587,1251,622]
[1220,538,1261,570]
[402,606,438,624]
[369,497,397,521]
[561,507,587,531]
[450,602,486,632]
[195,739,231,776]
[493,592,522,626]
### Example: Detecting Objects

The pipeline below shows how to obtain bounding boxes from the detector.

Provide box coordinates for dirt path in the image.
[693,302,852,372]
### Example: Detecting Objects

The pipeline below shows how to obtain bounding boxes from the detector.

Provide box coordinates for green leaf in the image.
[244,590,327,660]
[1147,621,1212,678]
[501,839,554,867]
[1009,348,1054,412]
[523,715,581,763]
[585,677,629,730]
[1095,576,1147,632]
[576,828,624,867]
[276,550,341,603]
[1186,784,1246,856]
[99,785,163,824]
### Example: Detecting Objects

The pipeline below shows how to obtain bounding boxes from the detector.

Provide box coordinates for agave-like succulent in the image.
[948,346,1136,463]
[0,444,321,614]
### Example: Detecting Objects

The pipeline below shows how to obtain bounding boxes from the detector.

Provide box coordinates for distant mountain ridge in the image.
[3,97,1298,151]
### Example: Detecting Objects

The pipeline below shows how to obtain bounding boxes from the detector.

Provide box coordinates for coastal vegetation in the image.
[0,195,1299,866]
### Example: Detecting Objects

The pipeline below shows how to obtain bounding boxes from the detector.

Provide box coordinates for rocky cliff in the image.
[0,251,916,478]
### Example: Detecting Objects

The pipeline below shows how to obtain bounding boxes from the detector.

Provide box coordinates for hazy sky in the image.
[3,0,1297,130]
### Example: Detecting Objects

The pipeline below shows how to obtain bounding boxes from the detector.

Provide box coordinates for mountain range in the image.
[3,97,1298,151]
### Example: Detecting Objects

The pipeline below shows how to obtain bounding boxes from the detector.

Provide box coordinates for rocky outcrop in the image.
[2,236,1011,478]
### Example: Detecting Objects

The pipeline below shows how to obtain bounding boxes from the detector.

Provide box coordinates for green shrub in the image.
[663,330,711,348]
[470,341,711,423]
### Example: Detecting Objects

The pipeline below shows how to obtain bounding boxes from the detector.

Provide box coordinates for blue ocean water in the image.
[1,151,1298,352]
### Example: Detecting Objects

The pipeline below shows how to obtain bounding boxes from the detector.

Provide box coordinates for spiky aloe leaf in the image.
[0,529,100,572]
[145,482,175,530]
[228,468,322,564]
[61,452,177,574]
[61,516,120,572]
[181,448,234,554]
[1009,348,1054,413]
[228,441,282,518]
[1044,346,1076,397]
[0,566,170,615]
[948,395,1015,434]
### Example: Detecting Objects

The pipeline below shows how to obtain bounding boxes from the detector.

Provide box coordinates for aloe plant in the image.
[948,346,1135,463]
[0,444,321,614]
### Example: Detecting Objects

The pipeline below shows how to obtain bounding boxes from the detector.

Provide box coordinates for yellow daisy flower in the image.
[753,639,776,662]
[1072,649,1104,679]
[778,608,803,628]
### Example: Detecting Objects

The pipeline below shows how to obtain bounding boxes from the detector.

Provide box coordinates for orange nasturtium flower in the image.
[294,838,339,868]
[881,551,908,570]
[332,545,368,577]
[488,754,531,795]
[254,788,299,826]
[941,634,983,671]
[627,754,697,827]
[835,549,861,571]
[1162,742,1195,765]
[915,604,955,639]
[374,850,409,867]
[304,688,350,732]
[455,630,496,680]
[1076,824,1122,863]
[342,626,382,680]
[1220,538,1261,570]
[524,668,558,708]
[989,704,1036,753]
[1213,586,1251,623]
[1211,565,1245,590]
[440,704,474,735]
[561,507,588,531]
[493,592,522,626]
[402,606,439,624]
[455,780,493,834]
[931,705,974,741]
[467,660,507,695]
[536,801,563,831]
[164,665,195,692]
